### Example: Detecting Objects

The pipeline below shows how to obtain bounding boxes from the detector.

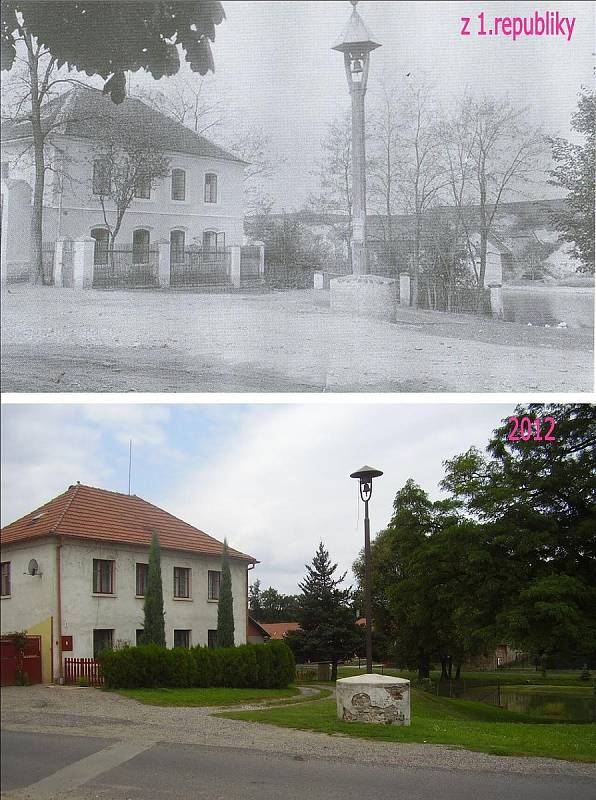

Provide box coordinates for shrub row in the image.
[98,640,295,690]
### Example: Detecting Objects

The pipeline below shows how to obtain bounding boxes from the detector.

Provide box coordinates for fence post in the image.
[255,241,265,277]
[73,238,95,289]
[157,239,171,288]
[53,239,66,287]
[399,273,411,306]
[230,245,241,289]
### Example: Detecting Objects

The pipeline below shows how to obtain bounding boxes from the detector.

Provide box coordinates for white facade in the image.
[1,535,250,681]
[0,133,245,263]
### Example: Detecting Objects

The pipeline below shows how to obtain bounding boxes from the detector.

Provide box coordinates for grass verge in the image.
[115,686,300,707]
[220,690,596,763]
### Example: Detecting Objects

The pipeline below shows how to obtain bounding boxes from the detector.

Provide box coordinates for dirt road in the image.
[2,286,593,393]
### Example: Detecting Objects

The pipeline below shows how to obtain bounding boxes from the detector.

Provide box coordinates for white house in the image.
[0,483,257,683]
[1,85,246,283]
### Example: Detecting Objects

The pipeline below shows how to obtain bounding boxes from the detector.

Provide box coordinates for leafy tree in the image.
[547,88,595,273]
[142,529,165,647]
[1,0,223,281]
[1,2,225,102]
[248,578,262,619]
[217,540,235,647]
[442,403,596,667]
[285,543,362,681]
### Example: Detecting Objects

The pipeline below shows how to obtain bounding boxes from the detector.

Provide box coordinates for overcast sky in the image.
[2,402,516,593]
[135,0,593,209]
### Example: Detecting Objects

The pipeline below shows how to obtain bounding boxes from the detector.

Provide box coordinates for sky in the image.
[183,0,593,208]
[5,1,592,209]
[2,401,517,594]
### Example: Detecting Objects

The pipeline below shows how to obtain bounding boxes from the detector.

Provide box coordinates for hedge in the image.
[98,640,295,690]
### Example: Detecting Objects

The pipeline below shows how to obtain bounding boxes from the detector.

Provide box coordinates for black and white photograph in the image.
[1,3,595,800]
[0,1,593,392]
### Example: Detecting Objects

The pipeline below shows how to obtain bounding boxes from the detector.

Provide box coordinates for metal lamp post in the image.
[333,1,381,276]
[350,464,383,674]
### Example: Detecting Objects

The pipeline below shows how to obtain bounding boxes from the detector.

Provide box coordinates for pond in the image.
[443,684,595,722]
[502,285,594,329]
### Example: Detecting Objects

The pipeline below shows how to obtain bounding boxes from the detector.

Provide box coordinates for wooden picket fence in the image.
[64,657,104,687]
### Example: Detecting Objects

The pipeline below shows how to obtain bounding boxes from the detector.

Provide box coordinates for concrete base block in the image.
[329,275,396,322]
[336,673,410,725]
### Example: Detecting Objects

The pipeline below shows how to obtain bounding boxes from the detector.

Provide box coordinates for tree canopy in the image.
[217,539,235,647]
[355,404,596,677]
[547,88,595,273]
[1,1,225,102]
[142,529,166,647]
[285,542,362,680]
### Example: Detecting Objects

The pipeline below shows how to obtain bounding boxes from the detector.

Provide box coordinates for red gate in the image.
[0,636,42,686]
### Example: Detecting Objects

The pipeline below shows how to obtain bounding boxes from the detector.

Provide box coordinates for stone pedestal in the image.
[399,273,411,306]
[329,275,396,322]
[336,673,410,725]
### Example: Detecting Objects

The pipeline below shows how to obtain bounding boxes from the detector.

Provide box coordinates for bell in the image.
[351,58,363,74]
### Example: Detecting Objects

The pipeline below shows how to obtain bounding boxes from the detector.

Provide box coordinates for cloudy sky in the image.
[2,402,515,593]
[20,0,589,210]
[176,0,592,207]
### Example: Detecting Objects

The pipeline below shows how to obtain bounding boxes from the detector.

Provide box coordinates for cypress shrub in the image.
[99,641,294,689]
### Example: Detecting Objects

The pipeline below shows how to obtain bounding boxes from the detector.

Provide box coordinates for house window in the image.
[171,169,186,201]
[135,563,148,597]
[92,559,114,594]
[132,229,150,264]
[208,570,221,601]
[135,174,151,199]
[170,230,185,264]
[136,629,145,645]
[93,629,113,658]
[92,159,110,195]
[174,629,191,648]
[0,562,11,596]
[204,173,217,203]
[207,630,218,648]
[173,566,191,599]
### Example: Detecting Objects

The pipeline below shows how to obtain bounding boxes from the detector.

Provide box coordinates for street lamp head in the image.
[350,465,383,502]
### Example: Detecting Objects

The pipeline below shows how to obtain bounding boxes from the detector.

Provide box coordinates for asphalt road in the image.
[2,730,595,800]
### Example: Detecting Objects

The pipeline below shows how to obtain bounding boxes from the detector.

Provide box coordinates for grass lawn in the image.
[221,689,596,763]
[115,686,301,707]
[335,666,592,688]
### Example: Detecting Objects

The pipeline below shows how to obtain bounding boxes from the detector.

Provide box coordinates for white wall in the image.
[0,537,59,674]
[0,135,246,248]
[1,536,249,678]
[59,539,248,660]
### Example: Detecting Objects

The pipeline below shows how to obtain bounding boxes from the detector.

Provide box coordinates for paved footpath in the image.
[1,686,595,799]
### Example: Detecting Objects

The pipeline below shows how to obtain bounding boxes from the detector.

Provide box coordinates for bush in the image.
[99,641,295,690]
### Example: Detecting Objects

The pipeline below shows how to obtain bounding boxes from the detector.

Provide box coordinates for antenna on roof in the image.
[128,439,133,496]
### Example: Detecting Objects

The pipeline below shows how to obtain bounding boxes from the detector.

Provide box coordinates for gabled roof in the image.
[0,483,256,562]
[247,617,271,639]
[259,622,301,640]
[2,85,246,164]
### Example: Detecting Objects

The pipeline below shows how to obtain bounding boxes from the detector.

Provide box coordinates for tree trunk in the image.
[440,657,448,681]
[418,652,430,680]
[477,176,488,314]
[455,662,462,680]
[25,34,46,285]
[331,661,338,682]
[412,218,421,309]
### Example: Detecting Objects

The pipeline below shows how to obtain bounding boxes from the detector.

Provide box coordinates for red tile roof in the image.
[0,484,256,562]
[259,622,301,640]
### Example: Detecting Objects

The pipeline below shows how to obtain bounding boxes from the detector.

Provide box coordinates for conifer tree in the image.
[217,540,235,647]
[142,529,165,647]
[286,542,362,681]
